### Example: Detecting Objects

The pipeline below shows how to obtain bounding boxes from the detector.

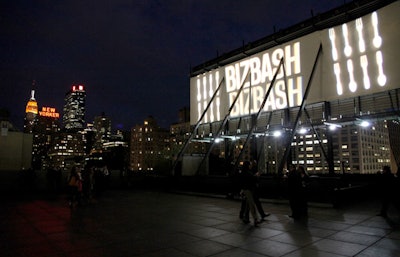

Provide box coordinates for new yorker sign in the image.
[190,2,400,125]
[39,107,60,118]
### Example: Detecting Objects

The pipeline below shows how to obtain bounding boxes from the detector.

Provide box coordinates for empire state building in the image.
[24,89,38,133]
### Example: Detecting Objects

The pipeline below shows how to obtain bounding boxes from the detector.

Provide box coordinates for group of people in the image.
[238,161,400,227]
[67,164,110,208]
[238,161,309,226]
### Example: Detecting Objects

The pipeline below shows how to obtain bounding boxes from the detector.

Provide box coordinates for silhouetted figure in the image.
[47,167,57,193]
[287,164,303,219]
[297,166,309,218]
[47,166,62,194]
[67,166,82,208]
[378,165,398,217]
[396,164,400,211]
[239,161,261,226]
[241,160,270,221]
[81,166,94,204]
[21,168,36,191]
[94,164,110,196]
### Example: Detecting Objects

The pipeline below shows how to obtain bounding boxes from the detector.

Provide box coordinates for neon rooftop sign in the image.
[39,107,60,118]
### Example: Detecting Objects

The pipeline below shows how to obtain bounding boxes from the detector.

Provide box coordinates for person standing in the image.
[287,164,302,219]
[67,166,83,208]
[82,166,94,204]
[297,166,309,218]
[241,160,270,222]
[240,161,261,226]
[378,165,397,217]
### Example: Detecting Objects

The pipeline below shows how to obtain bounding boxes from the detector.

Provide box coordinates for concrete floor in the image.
[1,190,399,257]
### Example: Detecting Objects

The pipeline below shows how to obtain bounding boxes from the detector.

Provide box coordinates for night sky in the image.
[1,0,345,131]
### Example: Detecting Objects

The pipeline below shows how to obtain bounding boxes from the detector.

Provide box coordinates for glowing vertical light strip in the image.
[328,28,338,61]
[342,24,352,57]
[360,55,370,89]
[355,18,365,53]
[376,51,387,86]
[209,74,214,122]
[196,77,201,101]
[202,76,207,101]
[197,77,202,120]
[347,60,357,92]
[371,12,382,48]
[334,63,343,95]
[203,76,207,123]
[215,71,221,121]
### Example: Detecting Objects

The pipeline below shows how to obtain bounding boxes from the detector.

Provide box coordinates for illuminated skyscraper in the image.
[63,85,86,131]
[24,88,38,133]
[33,107,61,170]
[92,112,112,152]
[130,116,170,172]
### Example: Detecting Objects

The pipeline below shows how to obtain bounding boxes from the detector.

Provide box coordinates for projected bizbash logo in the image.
[195,42,302,123]
[191,8,392,125]
[329,11,386,96]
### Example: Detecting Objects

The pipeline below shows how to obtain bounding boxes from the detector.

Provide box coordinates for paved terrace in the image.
[1,190,399,257]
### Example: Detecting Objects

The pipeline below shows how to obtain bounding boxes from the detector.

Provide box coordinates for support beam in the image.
[195,71,251,175]
[171,77,225,175]
[234,58,285,168]
[278,44,323,173]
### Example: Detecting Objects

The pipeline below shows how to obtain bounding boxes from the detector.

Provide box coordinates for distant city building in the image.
[63,84,86,131]
[0,120,33,171]
[24,89,38,133]
[33,107,61,170]
[44,85,87,170]
[285,121,391,174]
[171,107,190,141]
[83,123,96,155]
[92,113,111,152]
[130,116,170,172]
[387,120,400,167]
[102,131,129,170]
[178,107,190,123]
[47,131,86,171]
[170,121,191,151]
[170,107,203,162]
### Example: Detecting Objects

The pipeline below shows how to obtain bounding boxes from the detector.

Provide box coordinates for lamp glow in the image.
[329,125,337,131]
[215,138,223,143]
[360,121,370,127]
[299,128,307,134]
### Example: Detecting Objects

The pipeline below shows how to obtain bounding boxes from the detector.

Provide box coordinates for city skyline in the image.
[1,0,345,131]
